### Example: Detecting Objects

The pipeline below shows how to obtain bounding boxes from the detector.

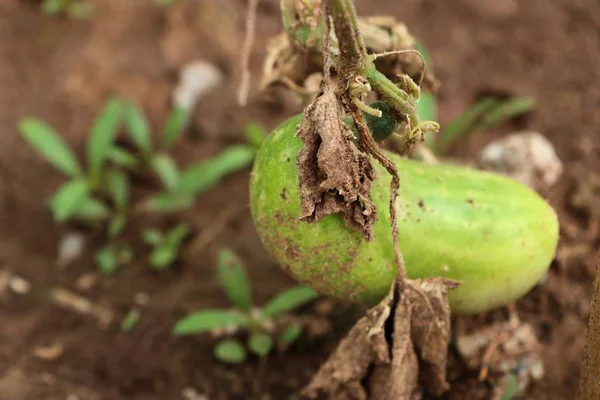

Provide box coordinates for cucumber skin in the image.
[249,115,559,315]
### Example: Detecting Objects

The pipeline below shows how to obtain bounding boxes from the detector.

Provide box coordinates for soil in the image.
[0,0,599,399]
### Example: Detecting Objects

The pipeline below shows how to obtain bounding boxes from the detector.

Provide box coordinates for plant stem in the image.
[365,64,419,129]
[327,0,367,72]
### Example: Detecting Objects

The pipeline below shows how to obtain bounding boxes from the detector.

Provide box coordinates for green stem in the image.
[365,63,419,128]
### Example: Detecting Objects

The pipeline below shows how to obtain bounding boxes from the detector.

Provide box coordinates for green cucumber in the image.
[249,114,558,315]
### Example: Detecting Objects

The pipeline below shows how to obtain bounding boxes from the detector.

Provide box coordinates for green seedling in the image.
[173,248,318,364]
[155,0,178,6]
[141,224,191,269]
[120,309,141,332]
[414,42,535,155]
[19,99,124,225]
[42,0,94,19]
[120,102,257,213]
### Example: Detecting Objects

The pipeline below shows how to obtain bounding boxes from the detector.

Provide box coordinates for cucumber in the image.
[249,114,558,315]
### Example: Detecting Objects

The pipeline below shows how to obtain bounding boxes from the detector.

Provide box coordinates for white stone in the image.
[477,131,563,191]
[173,61,225,112]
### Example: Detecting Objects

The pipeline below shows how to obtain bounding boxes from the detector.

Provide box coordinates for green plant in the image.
[20,98,258,274]
[41,0,94,19]
[142,224,191,269]
[414,42,535,155]
[173,248,318,364]
[248,115,559,314]
[20,99,124,224]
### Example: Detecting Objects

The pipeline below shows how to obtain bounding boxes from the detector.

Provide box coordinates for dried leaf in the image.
[296,87,377,240]
[303,273,459,400]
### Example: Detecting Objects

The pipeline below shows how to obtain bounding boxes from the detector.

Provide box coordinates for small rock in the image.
[134,292,150,306]
[173,61,225,112]
[57,233,86,268]
[181,387,208,400]
[477,131,563,191]
[8,275,30,294]
[34,342,64,360]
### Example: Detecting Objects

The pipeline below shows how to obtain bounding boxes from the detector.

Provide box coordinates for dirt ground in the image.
[0,0,599,399]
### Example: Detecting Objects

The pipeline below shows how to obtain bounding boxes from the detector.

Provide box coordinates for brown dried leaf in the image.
[302,286,394,399]
[303,274,459,400]
[406,278,460,396]
[296,86,377,240]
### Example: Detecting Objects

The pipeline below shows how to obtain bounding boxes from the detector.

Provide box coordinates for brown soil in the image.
[0,0,599,399]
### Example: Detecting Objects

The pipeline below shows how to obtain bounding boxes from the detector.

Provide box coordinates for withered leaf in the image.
[296,86,377,240]
[303,272,460,400]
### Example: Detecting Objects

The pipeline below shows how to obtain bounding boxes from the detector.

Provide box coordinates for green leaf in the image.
[107,170,129,210]
[418,93,438,149]
[479,97,535,131]
[150,245,178,269]
[123,102,152,155]
[161,107,188,150]
[42,0,66,14]
[72,198,110,220]
[217,249,252,312]
[248,333,273,357]
[500,374,517,400]
[244,122,266,149]
[108,214,126,237]
[214,339,247,364]
[108,147,138,169]
[66,1,94,19]
[173,310,248,335]
[88,99,124,180]
[438,98,500,154]
[156,0,178,6]
[142,229,163,246]
[149,192,194,212]
[165,224,191,246]
[120,309,141,332]
[19,118,82,177]
[261,286,319,319]
[278,323,302,347]
[151,154,180,192]
[95,246,118,275]
[49,180,90,222]
[178,145,255,196]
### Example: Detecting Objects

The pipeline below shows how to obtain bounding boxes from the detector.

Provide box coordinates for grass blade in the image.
[261,286,318,319]
[173,310,248,335]
[245,122,267,150]
[178,145,255,196]
[217,249,253,312]
[108,147,138,169]
[107,170,129,210]
[479,97,535,131]
[88,99,124,180]
[162,107,188,150]
[151,154,180,192]
[49,180,89,222]
[123,102,152,156]
[19,118,82,177]
[437,98,500,154]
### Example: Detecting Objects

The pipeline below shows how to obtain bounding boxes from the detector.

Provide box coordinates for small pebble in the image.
[477,131,563,192]
[57,232,85,268]
[173,60,225,111]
